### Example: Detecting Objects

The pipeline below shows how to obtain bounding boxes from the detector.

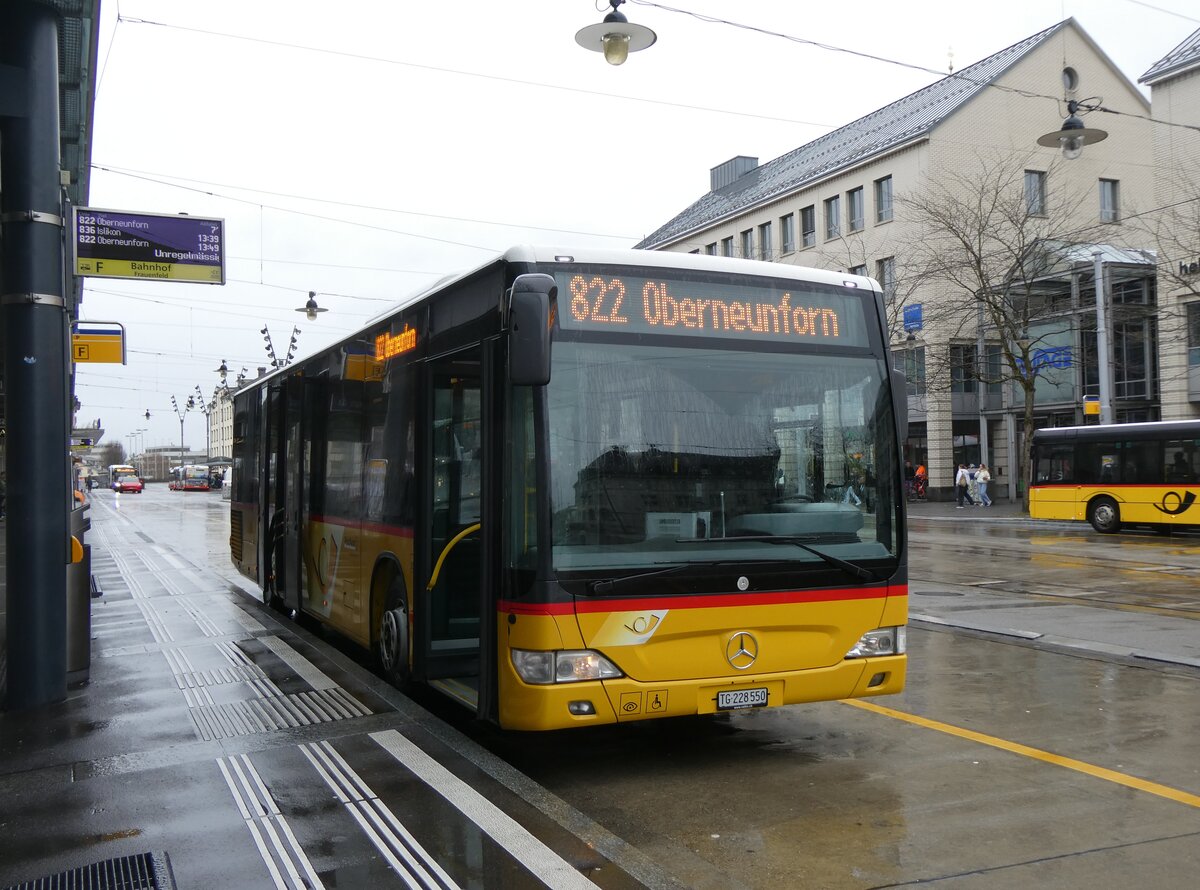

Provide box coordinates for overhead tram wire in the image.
[80,286,382,323]
[93,164,644,244]
[115,15,836,131]
[627,0,1200,137]
[1118,0,1200,23]
[117,9,1200,149]
[89,165,505,254]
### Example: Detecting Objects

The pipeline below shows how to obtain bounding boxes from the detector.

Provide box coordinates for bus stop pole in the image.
[1,3,72,709]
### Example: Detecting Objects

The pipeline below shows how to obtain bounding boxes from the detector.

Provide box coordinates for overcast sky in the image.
[76,0,1199,454]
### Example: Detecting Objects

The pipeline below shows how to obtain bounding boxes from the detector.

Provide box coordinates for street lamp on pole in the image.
[194,386,213,462]
[170,395,194,484]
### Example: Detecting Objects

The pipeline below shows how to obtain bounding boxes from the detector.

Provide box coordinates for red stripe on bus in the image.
[1030,483,1199,489]
[500,585,903,616]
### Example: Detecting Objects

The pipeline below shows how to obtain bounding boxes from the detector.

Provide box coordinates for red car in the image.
[114,475,144,493]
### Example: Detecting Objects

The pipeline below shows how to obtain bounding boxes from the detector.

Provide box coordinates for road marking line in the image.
[844,699,1200,810]
[217,754,325,889]
[371,729,598,889]
[299,741,460,890]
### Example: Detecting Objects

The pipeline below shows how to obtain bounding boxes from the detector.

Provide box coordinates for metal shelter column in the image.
[1,2,72,709]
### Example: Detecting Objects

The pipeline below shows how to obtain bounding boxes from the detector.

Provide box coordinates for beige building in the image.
[1140,28,1200,418]
[209,385,235,462]
[638,19,1198,500]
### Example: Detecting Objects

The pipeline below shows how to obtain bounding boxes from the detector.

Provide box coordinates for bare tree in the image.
[809,225,920,342]
[899,152,1111,508]
[100,442,126,467]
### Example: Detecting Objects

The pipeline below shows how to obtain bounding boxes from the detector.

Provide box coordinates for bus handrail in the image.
[426,522,481,591]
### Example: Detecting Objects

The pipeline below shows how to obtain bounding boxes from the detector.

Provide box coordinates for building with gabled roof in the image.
[1140,26,1200,420]
[637,19,1169,501]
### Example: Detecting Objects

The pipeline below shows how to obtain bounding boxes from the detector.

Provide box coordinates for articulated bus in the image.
[1030,420,1200,533]
[229,247,909,730]
[170,464,211,491]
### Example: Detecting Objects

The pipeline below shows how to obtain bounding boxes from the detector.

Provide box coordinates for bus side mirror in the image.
[891,368,908,443]
[509,273,555,385]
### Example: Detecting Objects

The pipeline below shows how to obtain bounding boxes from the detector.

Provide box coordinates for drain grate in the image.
[3,851,175,890]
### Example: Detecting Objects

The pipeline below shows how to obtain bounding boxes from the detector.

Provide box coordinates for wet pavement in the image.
[0,495,667,889]
[904,497,1200,669]
[2,490,1198,888]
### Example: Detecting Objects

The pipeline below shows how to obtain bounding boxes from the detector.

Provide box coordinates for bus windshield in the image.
[546,340,899,575]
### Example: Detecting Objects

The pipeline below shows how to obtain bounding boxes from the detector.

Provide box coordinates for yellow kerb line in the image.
[843,699,1200,810]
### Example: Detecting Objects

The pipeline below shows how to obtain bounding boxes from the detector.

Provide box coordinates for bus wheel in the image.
[376,577,411,689]
[1089,497,1122,534]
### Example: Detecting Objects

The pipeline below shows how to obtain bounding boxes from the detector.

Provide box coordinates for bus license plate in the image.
[717,688,768,710]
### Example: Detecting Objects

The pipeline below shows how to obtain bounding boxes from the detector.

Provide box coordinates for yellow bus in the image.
[229,247,909,730]
[1030,420,1200,533]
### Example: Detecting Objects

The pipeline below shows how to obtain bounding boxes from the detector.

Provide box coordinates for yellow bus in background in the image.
[1030,420,1200,534]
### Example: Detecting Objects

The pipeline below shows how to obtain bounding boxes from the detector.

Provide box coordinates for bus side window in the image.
[1166,441,1195,483]
[1122,440,1159,485]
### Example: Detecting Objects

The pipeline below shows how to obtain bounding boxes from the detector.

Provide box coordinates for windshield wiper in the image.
[588,563,691,595]
[586,559,784,595]
[677,534,884,583]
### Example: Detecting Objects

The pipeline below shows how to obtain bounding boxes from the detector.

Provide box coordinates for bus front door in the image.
[421,350,487,708]
[281,376,311,614]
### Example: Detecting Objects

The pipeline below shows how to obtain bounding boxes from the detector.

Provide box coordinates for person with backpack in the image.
[955,463,975,508]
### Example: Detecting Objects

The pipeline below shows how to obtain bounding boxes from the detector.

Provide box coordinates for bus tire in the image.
[1088,497,1121,534]
[376,574,411,690]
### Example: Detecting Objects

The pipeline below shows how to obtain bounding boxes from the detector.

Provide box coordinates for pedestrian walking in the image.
[955,463,975,508]
[977,463,993,506]
[967,463,981,505]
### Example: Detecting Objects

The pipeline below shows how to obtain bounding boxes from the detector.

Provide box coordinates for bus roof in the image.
[1033,419,1200,442]
[365,245,879,327]
[247,245,883,391]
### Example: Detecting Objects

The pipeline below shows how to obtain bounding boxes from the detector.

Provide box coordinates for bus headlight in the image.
[845,626,906,659]
[511,649,623,685]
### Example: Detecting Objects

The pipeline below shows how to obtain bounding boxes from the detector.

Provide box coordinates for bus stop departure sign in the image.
[73,207,225,284]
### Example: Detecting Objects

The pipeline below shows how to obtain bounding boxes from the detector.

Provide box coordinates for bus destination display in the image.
[555,271,868,346]
[73,207,225,284]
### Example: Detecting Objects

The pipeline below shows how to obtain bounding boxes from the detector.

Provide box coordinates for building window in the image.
[875,175,893,223]
[1100,179,1120,223]
[1189,303,1200,367]
[705,242,717,255]
[780,213,795,253]
[984,344,1004,395]
[892,346,926,396]
[849,264,867,277]
[1113,319,1152,399]
[800,206,816,248]
[824,196,840,240]
[758,221,773,260]
[876,256,895,297]
[721,236,734,257]
[847,187,864,232]
[740,229,753,258]
[1025,170,1047,216]
[950,344,978,393]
